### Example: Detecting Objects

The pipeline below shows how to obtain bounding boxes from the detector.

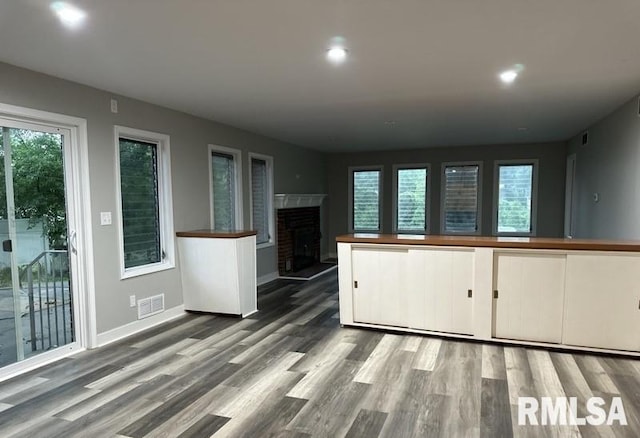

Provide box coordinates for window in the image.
[249,153,274,247]
[209,144,242,231]
[115,126,174,278]
[494,160,538,236]
[393,164,430,233]
[349,166,383,232]
[441,162,482,234]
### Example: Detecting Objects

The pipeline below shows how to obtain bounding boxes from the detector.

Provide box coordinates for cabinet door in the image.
[563,254,640,351]
[493,253,566,343]
[407,249,474,335]
[352,247,408,328]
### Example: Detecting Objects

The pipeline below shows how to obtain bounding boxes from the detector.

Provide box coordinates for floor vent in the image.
[138,294,165,319]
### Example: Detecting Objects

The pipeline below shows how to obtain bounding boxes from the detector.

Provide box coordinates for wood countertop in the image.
[336,234,640,252]
[176,229,257,239]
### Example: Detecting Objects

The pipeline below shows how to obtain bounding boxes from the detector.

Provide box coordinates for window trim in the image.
[348,165,384,233]
[392,163,431,234]
[114,126,175,279]
[208,144,243,230]
[440,161,483,235]
[492,159,539,237]
[248,152,274,249]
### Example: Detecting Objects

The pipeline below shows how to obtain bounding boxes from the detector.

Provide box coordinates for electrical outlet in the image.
[129,295,136,307]
[100,211,112,225]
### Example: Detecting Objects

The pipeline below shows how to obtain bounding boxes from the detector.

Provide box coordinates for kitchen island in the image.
[337,234,640,355]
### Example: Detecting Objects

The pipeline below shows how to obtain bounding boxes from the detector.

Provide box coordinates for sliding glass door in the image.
[0,120,76,367]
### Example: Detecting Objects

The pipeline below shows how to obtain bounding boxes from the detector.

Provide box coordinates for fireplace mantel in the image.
[274,194,327,209]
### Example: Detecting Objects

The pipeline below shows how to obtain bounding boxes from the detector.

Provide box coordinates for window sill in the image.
[121,261,175,280]
[256,241,275,250]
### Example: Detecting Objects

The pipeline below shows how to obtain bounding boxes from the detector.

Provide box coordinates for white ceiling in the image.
[1,1,639,152]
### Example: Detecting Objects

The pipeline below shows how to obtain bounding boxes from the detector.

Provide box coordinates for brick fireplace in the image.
[277,207,321,275]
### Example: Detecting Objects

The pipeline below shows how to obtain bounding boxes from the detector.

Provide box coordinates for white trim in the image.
[0,102,96,350]
[564,154,577,238]
[76,120,97,348]
[392,163,431,234]
[96,305,186,347]
[348,165,384,233]
[208,144,243,230]
[114,126,175,280]
[492,159,539,237]
[257,271,279,286]
[248,152,275,247]
[274,194,327,209]
[440,161,483,235]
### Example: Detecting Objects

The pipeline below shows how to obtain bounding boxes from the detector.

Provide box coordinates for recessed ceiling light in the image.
[499,70,518,84]
[50,2,86,28]
[499,64,524,84]
[326,46,348,64]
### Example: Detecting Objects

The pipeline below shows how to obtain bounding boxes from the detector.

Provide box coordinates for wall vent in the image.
[138,294,165,319]
[581,131,589,146]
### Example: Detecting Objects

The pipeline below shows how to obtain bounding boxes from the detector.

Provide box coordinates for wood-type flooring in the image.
[0,271,639,437]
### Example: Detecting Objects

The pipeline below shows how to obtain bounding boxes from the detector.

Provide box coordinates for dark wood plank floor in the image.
[0,271,639,437]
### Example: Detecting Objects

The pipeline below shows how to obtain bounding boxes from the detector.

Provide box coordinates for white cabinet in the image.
[493,252,566,343]
[338,237,640,355]
[177,233,257,317]
[350,246,474,335]
[563,254,640,351]
[407,248,474,335]
[351,247,409,328]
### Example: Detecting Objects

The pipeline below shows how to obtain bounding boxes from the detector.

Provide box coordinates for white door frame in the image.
[0,102,96,381]
[564,154,577,238]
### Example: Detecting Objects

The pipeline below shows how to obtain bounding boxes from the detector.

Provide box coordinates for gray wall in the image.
[326,142,567,253]
[567,93,640,240]
[0,61,326,334]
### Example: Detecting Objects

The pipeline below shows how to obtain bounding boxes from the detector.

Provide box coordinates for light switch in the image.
[110,98,118,113]
[100,211,112,225]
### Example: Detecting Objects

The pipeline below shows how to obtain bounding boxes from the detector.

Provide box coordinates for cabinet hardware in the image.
[354,281,358,289]
[493,290,499,299]
[468,289,473,298]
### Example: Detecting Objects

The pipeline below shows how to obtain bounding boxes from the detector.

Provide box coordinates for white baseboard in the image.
[257,271,279,286]
[96,304,186,348]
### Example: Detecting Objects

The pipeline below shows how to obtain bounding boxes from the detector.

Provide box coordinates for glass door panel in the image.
[0,124,74,368]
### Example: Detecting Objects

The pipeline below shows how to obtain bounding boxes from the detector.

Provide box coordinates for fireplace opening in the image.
[277,207,321,275]
[293,227,317,271]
